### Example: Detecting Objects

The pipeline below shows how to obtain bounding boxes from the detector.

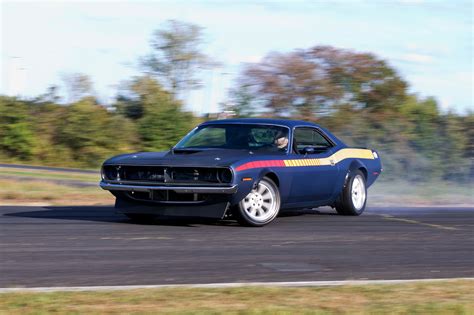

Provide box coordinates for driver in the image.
[274,134,289,150]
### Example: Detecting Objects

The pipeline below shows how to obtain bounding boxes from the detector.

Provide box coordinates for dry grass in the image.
[0,166,473,207]
[0,167,98,182]
[0,179,113,206]
[0,280,472,314]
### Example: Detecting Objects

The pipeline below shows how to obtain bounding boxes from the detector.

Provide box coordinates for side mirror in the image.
[302,146,315,155]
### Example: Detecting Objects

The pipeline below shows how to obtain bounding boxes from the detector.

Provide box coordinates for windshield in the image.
[175,124,290,153]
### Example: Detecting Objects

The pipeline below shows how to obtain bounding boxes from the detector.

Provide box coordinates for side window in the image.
[293,128,332,154]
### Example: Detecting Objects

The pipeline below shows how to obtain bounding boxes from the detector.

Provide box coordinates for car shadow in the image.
[279,208,338,217]
[3,205,337,227]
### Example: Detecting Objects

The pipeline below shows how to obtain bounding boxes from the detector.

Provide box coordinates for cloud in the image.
[226,54,262,65]
[397,0,425,4]
[407,71,472,113]
[399,53,435,64]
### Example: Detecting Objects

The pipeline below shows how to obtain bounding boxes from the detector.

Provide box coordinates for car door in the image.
[287,127,340,203]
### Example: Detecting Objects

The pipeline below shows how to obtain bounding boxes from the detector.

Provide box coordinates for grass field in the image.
[0,166,111,205]
[0,176,113,206]
[0,167,98,182]
[0,178,113,205]
[1,280,472,314]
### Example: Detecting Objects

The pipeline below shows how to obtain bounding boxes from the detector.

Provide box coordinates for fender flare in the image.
[255,168,280,188]
[230,168,280,205]
[344,160,368,188]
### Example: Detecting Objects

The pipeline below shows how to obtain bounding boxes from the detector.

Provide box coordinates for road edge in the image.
[1,278,473,293]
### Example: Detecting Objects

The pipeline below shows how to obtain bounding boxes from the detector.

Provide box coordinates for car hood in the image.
[103,149,280,168]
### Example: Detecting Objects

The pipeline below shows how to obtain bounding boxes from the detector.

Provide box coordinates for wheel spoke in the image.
[353,181,359,191]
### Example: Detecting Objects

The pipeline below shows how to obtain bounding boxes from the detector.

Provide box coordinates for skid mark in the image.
[380,214,459,231]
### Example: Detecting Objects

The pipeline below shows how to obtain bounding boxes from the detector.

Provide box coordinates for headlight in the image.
[217,168,233,183]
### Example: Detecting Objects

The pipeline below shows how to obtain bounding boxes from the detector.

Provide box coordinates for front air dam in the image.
[115,197,230,219]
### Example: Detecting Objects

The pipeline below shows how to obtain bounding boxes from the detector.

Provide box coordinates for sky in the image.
[1,0,473,114]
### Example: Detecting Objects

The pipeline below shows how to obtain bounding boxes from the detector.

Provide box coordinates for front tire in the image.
[233,177,281,227]
[336,170,367,216]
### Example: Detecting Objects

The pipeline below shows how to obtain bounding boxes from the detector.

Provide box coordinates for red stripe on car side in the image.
[236,160,285,171]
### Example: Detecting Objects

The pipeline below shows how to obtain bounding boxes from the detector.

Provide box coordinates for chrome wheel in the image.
[241,181,278,223]
[351,175,366,210]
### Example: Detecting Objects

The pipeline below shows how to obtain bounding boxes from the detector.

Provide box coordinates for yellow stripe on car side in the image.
[283,148,374,167]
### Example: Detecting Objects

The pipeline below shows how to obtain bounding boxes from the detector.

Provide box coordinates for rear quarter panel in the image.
[332,148,382,192]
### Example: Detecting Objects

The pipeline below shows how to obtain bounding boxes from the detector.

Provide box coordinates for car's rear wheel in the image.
[234,177,281,227]
[336,170,367,216]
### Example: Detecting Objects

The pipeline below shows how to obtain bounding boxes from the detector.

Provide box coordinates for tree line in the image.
[0,20,472,182]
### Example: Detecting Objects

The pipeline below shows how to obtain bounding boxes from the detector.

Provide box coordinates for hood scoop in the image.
[171,148,203,155]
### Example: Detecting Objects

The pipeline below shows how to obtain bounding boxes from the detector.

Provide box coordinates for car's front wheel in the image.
[336,170,367,216]
[233,177,281,227]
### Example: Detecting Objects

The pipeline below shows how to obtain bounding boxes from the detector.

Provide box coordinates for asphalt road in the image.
[0,206,472,287]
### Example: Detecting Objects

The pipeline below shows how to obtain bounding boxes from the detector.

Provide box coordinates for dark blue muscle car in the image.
[100,118,382,226]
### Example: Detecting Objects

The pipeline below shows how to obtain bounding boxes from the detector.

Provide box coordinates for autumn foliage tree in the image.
[232,46,407,118]
[231,45,472,182]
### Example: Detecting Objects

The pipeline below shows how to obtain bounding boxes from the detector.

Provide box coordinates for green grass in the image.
[1,280,473,314]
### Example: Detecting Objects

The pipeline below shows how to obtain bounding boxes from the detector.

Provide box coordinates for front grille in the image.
[103,165,166,182]
[102,165,232,184]
[127,190,209,202]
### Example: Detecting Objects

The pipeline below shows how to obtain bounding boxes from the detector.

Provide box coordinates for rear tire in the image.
[336,170,367,216]
[233,177,281,227]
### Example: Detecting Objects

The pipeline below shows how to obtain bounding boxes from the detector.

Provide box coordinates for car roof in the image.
[200,118,321,128]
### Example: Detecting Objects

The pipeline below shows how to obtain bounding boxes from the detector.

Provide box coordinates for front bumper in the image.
[99,181,238,194]
[100,181,239,219]
[114,197,230,219]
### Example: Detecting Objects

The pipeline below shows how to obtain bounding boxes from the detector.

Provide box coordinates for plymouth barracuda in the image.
[100,118,382,226]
